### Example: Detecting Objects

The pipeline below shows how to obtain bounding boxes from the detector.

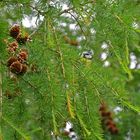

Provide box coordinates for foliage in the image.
[0,0,140,140]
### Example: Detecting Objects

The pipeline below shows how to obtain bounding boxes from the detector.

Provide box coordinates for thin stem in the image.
[67,11,87,40]
[83,88,90,118]
[29,5,45,15]
[46,68,58,135]
[107,40,133,80]
[73,64,102,102]
[49,21,66,78]
[59,7,74,16]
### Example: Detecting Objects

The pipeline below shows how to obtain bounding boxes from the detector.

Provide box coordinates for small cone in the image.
[111,127,119,134]
[18,51,28,61]
[7,41,18,53]
[9,24,20,38]
[10,61,22,74]
[7,57,18,67]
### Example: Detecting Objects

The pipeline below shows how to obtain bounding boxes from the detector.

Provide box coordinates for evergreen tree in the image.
[0,0,140,140]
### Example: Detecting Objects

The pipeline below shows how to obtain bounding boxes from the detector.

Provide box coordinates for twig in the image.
[59,7,74,16]
[49,21,66,78]
[73,63,102,102]
[29,18,45,38]
[59,7,87,40]
[46,68,58,135]
[107,40,133,80]
[29,5,45,15]
[67,11,87,40]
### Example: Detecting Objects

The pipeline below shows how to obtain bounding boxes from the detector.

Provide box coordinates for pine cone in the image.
[8,41,18,53]
[105,120,115,126]
[18,51,28,61]
[9,24,20,38]
[7,57,18,67]
[99,104,106,111]
[10,61,23,74]
[99,102,119,135]
[107,124,115,131]
[111,127,119,134]
[101,111,111,117]
[107,124,118,134]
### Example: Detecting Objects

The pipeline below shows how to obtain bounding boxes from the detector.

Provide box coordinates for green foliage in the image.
[0,0,140,140]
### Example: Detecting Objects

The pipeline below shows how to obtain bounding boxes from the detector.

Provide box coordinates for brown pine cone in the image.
[105,120,116,127]
[101,111,112,117]
[110,127,119,134]
[107,123,119,134]
[9,24,20,38]
[18,51,28,61]
[7,57,18,67]
[9,41,18,48]
[99,104,106,112]
[8,41,18,53]
[105,111,112,117]
[107,124,114,131]
[10,61,23,74]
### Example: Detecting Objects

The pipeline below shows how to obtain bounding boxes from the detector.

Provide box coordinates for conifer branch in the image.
[77,114,91,136]
[1,1,140,139]
[107,40,133,80]
[83,88,90,117]
[46,68,58,135]
[125,33,129,65]
[71,64,103,139]
[2,116,30,140]
[49,21,66,78]
[73,64,102,101]
[66,90,75,119]
[94,71,140,113]
[114,14,140,33]
[21,77,42,95]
